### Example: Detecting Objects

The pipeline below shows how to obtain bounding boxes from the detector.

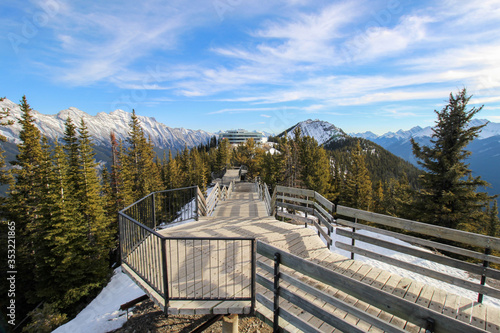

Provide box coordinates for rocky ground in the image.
[110,300,273,333]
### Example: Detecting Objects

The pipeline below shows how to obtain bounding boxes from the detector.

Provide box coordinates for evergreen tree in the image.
[63,117,80,198]
[215,138,231,172]
[373,181,385,213]
[299,136,331,194]
[7,96,44,315]
[165,149,182,189]
[411,89,493,229]
[343,141,372,210]
[122,110,162,203]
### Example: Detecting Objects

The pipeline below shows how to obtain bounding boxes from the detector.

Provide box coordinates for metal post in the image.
[351,217,357,260]
[273,253,281,333]
[195,187,199,221]
[161,238,170,315]
[251,239,257,315]
[152,193,156,229]
[478,248,491,303]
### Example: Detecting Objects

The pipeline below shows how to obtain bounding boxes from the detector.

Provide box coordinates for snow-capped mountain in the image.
[0,98,214,151]
[281,119,347,144]
[351,119,500,196]
[352,119,500,142]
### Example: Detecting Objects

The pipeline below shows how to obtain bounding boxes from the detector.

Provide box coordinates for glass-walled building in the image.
[219,129,265,145]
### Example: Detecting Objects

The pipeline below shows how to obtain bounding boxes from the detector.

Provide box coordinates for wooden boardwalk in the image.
[129,182,500,332]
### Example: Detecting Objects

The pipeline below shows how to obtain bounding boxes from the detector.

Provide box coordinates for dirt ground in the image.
[110,299,273,333]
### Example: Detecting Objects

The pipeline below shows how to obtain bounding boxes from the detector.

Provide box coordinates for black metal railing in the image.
[121,186,199,230]
[164,237,256,304]
[119,186,256,313]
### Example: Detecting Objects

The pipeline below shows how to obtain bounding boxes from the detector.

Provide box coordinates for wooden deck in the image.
[125,182,500,332]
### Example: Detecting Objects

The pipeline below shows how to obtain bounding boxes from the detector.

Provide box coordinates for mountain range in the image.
[282,118,500,197]
[0,98,214,151]
[1,97,499,197]
[0,98,215,166]
[348,119,500,197]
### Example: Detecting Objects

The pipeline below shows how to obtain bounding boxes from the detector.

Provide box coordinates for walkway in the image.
[130,182,500,332]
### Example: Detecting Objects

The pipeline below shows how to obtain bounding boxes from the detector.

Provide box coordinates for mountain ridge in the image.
[0,98,214,152]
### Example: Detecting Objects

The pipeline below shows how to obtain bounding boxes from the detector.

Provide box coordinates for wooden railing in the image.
[256,241,489,333]
[275,185,335,248]
[271,185,500,304]
[198,181,235,216]
[255,178,276,216]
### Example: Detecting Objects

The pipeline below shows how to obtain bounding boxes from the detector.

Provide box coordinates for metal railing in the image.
[164,236,256,304]
[121,186,199,230]
[119,185,255,313]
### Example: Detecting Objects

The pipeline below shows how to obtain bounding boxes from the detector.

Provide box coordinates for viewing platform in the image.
[119,175,500,332]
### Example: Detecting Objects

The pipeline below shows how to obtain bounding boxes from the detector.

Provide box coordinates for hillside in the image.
[277,119,421,187]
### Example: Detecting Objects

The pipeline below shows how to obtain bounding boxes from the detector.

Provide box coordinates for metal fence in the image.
[119,186,256,312]
[121,186,199,230]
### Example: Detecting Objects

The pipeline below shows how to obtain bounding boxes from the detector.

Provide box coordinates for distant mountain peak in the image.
[282,119,348,145]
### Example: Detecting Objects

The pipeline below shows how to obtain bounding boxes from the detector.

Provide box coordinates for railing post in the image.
[478,248,491,303]
[161,238,169,315]
[195,187,199,221]
[152,193,156,229]
[251,239,257,315]
[273,252,281,333]
[305,195,308,228]
[351,217,357,260]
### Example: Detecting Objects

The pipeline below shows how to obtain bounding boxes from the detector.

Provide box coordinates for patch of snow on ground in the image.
[53,267,143,333]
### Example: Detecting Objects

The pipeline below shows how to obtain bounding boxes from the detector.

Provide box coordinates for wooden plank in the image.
[256,293,297,333]
[312,220,332,246]
[276,185,315,197]
[336,206,500,252]
[335,242,500,299]
[276,211,314,225]
[443,293,461,318]
[336,228,500,280]
[471,302,487,330]
[314,209,334,233]
[277,270,407,333]
[458,299,473,324]
[257,241,488,333]
[429,288,447,313]
[277,194,312,206]
[314,192,335,212]
[337,218,500,266]
[486,304,500,333]
[416,284,435,308]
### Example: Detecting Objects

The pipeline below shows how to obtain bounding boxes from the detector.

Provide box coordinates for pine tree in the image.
[166,149,182,189]
[215,138,231,172]
[7,96,44,313]
[411,88,493,229]
[122,110,162,203]
[343,141,372,210]
[299,136,331,194]
[373,181,385,213]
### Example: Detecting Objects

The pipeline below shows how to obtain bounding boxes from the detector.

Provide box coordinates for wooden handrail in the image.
[271,184,500,303]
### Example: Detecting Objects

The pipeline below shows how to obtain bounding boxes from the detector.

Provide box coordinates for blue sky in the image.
[1,0,500,134]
